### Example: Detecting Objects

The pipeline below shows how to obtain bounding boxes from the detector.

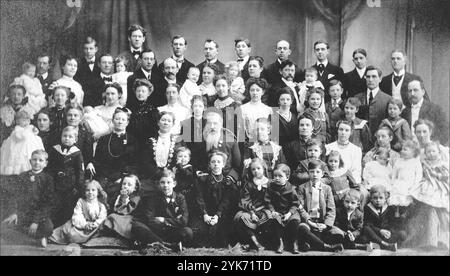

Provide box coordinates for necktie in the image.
[332,99,338,109]
[176,59,183,68]
[317,63,325,74]
[393,75,402,86]
[87,60,95,65]
[369,90,374,105]
[61,145,71,154]
[103,76,112,82]
[132,50,141,55]
[237,58,244,62]
[37,75,44,82]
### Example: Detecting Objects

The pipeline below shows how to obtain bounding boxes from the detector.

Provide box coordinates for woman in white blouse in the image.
[238,77,273,143]
[49,54,84,106]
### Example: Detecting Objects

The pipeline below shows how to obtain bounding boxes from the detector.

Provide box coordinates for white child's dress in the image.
[229,77,245,103]
[82,109,111,139]
[362,160,392,191]
[179,79,201,109]
[0,125,44,175]
[389,157,423,206]
[14,74,47,115]
[49,198,107,244]
[112,71,133,106]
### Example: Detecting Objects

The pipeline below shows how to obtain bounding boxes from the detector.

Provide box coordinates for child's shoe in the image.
[324,243,344,252]
[40,237,47,248]
[355,243,373,252]
[275,238,284,254]
[300,242,310,252]
[291,241,300,254]
[381,242,397,252]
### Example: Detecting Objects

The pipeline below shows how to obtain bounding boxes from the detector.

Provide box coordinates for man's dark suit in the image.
[401,100,449,145]
[158,58,194,85]
[264,61,303,85]
[380,72,427,107]
[197,60,225,84]
[344,68,367,99]
[74,57,101,106]
[355,89,392,136]
[240,59,250,83]
[37,71,54,99]
[311,62,345,103]
[126,67,160,112]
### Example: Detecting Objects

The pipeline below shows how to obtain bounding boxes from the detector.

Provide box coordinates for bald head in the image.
[163,58,178,80]
[276,40,291,61]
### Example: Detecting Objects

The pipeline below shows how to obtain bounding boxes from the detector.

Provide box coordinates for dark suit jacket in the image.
[197,60,225,84]
[264,61,303,85]
[136,191,189,229]
[240,59,250,83]
[297,181,336,227]
[355,89,392,136]
[401,100,449,145]
[126,67,160,112]
[73,57,101,106]
[334,206,363,238]
[37,71,54,99]
[344,68,367,99]
[158,58,194,85]
[380,72,427,107]
[311,62,345,102]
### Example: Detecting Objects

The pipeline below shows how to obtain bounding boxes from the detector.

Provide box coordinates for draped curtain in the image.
[1,0,448,118]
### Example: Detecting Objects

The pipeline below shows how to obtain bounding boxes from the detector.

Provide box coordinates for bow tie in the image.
[61,145,72,153]
[237,58,244,62]
[87,60,95,65]
[317,63,325,72]
[103,76,113,82]
[132,50,141,55]
[113,132,125,138]
[393,75,403,85]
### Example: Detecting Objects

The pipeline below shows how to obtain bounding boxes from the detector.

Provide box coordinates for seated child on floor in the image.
[49,180,107,244]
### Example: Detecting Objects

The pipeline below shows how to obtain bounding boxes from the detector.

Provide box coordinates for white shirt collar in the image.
[206,58,218,64]
[394,69,405,77]
[141,68,151,79]
[316,59,328,67]
[165,76,177,84]
[411,97,424,109]
[367,87,380,100]
[356,67,366,78]
[172,55,184,61]
[237,55,249,63]
[131,47,142,53]
[100,72,112,79]
[39,72,48,79]
[282,77,295,86]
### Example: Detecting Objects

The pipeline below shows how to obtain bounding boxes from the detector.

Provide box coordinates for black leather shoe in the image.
[300,242,310,252]
[381,242,397,252]
[291,241,300,254]
[324,243,344,252]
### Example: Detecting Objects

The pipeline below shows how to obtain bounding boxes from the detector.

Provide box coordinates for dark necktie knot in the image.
[103,76,113,82]
[318,63,325,72]
[132,50,141,56]
[393,75,403,85]
[369,90,374,104]
[87,60,95,65]
[237,58,244,62]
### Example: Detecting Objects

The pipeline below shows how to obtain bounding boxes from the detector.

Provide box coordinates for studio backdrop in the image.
[1,0,449,117]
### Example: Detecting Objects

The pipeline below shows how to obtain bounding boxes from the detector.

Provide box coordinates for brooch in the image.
[30,175,35,182]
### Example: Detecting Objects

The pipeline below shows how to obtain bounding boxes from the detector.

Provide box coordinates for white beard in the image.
[204,128,221,152]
